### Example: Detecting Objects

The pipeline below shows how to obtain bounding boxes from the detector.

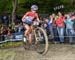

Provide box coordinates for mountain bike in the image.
[22,22,48,55]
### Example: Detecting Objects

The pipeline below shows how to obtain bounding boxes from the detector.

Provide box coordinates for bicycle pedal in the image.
[23,37,26,42]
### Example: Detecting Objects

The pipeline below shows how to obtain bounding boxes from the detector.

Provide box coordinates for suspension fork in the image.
[33,29,38,44]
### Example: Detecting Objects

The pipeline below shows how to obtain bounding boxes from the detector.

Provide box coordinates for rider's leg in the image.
[24,24,30,36]
[23,24,30,46]
[28,26,33,45]
[28,34,32,45]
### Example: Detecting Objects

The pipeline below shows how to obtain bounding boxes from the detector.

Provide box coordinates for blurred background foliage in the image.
[0,0,75,14]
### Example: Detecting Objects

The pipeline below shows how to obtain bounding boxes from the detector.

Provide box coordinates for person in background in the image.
[52,15,60,43]
[0,25,7,41]
[64,14,75,44]
[56,12,65,44]
[2,15,9,27]
[7,26,12,36]
[43,15,54,40]
[48,15,54,40]
[15,23,23,34]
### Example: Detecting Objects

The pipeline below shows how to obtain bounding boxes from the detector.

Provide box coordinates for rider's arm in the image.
[22,15,26,22]
[22,12,29,22]
[36,18,40,22]
[35,13,40,22]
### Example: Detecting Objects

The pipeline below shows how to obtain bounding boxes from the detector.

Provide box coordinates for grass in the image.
[0,41,23,49]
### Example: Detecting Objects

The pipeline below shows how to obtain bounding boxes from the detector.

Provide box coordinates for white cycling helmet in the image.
[31,5,38,11]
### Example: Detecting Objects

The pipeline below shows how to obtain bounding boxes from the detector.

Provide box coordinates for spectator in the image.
[64,14,75,44]
[7,26,12,36]
[52,16,60,43]
[15,23,23,34]
[1,25,8,35]
[48,15,54,39]
[43,17,54,42]
[0,25,7,41]
[1,15,9,27]
[56,12,65,43]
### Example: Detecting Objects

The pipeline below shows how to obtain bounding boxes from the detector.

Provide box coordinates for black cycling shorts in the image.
[23,20,33,26]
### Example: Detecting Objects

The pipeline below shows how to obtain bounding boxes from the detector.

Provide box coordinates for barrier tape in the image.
[0,35,75,44]
[0,39,22,44]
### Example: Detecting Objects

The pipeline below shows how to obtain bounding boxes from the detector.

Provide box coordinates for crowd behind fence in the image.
[0,12,75,44]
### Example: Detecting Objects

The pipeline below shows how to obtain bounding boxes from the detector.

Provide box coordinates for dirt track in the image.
[0,44,75,60]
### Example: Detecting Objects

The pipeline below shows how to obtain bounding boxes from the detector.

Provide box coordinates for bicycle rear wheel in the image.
[34,27,48,55]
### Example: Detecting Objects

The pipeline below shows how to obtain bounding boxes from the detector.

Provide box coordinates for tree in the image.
[12,0,18,29]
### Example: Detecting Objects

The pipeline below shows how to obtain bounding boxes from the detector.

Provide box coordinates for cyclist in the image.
[22,5,40,45]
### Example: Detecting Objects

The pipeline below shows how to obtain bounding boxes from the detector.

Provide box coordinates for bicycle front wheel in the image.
[34,27,48,55]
